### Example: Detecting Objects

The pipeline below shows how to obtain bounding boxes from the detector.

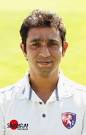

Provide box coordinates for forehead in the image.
[27,27,61,41]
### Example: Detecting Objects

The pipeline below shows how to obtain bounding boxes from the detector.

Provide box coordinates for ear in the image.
[20,43,27,57]
[62,41,68,56]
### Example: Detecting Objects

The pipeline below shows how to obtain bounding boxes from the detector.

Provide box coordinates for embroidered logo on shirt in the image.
[61,112,76,129]
[7,119,29,130]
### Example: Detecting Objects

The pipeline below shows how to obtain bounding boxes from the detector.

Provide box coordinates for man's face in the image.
[21,27,67,76]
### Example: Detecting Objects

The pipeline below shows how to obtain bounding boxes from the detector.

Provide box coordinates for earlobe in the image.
[62,41,68,56]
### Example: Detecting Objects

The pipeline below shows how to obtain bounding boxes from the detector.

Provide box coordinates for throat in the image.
[29,78,58,103]
[29,70,59,103]
[36,91,54,103]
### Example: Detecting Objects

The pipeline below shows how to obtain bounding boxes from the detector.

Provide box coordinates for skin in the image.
[20,27,68,103]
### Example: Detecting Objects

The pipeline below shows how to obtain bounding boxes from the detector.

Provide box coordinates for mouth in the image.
[36,60,53,66]
[37,60,52,63]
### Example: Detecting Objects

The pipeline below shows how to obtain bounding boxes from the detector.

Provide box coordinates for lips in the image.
[37,61,52,64]
[36,60,53,67]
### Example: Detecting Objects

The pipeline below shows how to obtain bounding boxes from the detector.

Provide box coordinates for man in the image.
[0,9,86,135]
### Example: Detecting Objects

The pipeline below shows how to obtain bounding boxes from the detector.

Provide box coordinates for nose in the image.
[39,43,51,57]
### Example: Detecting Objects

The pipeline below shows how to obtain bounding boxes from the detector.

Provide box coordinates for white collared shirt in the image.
[0,73,86,135]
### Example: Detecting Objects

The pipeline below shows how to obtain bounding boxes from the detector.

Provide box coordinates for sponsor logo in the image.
[7,119,29,130]
[61,112,76,129]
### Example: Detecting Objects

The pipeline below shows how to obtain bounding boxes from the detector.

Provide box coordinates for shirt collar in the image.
[16,72,73,102]
[23,74,58,103]
[57,72,73,99]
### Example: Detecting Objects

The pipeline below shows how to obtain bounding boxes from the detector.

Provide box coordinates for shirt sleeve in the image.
[0,106,5,135]
[81,108,86,135]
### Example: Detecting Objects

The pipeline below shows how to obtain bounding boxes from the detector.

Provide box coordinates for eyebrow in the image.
[48,39,59,43]
[30,39,42,43]
[30,38,59,43]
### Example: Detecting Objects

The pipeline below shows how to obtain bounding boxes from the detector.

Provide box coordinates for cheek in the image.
[58,46,62,53]
[58,47,62,57]
[54,47,62,57]
[59,47,62,52]
[26,51,38,62]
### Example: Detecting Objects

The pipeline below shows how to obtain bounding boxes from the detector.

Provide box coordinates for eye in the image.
[48,40,59,48]
[51,42,58,46]
[29,42,41,49]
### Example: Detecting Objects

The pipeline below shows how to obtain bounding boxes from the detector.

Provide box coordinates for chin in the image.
[37,68,54,77]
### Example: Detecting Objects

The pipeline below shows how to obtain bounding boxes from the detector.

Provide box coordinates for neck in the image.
[28,70,59,103]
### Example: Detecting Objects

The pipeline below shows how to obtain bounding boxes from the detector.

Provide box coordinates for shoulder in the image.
[0,85,15,103]
[63,74,86,103]
[0,77,26,104]
[61,72,86,91]
[60,72,86,95]
[67,77,86,91]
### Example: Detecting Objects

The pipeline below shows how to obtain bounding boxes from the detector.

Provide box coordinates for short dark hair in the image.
[20,9,66,45]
